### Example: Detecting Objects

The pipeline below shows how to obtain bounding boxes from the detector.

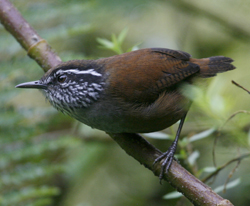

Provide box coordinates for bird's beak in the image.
[15,80,47,89]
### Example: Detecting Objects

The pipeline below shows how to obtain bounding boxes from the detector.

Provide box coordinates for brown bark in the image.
[0,0,61,72]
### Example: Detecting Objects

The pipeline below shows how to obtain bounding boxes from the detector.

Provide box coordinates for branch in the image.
[110,133,233,206]
[203,152,250,183]
[0,1,234,205]
[232,80,250,94]
[0,0,61,72]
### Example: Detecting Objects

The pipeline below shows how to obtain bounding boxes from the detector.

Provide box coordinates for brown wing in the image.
[151,48,199,90]
[100,48,200,103]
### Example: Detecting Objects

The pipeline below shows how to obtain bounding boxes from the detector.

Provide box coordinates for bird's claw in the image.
[153,144,177,184]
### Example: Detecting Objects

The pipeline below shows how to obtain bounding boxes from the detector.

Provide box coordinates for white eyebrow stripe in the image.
[57,69,102,76]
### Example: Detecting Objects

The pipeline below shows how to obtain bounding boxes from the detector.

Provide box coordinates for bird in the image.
[16,48,235,180]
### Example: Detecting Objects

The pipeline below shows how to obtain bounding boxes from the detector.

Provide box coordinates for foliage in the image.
[1,0,250,206]
[97,28,141,54]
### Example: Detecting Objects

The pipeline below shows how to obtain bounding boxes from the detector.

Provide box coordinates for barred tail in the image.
[190,56,236,77]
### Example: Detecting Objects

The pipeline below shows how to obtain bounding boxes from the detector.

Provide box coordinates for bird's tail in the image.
[190,56,235,77]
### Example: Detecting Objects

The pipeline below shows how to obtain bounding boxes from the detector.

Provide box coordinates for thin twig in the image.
[232,80,250,94]
[223,149,241,193]
[213,110,250,167]
[202,153,250,183]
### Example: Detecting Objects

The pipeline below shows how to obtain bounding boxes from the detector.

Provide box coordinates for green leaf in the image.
[111,33,118,45]
[143,132,171,140]
[117,28,128,43]
[1,186,60,205]
[97,28,140,55]
[187,150,200,166]
[163,191,183,199]
[213,178,241,193]
[126,43,141,52]
[189,128,215,142]
[96,38,114,49]
[203,167,217,173]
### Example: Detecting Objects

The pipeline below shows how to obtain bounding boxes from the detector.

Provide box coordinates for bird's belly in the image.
[73,93,189,133]
[76,107,185,133]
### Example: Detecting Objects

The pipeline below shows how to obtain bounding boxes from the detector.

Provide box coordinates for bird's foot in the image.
[153,143,177,183]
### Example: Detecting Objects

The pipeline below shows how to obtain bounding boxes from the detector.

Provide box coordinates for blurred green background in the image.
[1,0,250,205]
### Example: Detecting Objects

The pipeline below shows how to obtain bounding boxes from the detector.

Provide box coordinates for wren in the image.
[16,48,235,179]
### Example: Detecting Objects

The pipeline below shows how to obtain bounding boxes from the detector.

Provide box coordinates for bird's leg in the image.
[153,113,187,182]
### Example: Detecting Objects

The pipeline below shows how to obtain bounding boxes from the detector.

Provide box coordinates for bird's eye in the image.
[57,75,67,83]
